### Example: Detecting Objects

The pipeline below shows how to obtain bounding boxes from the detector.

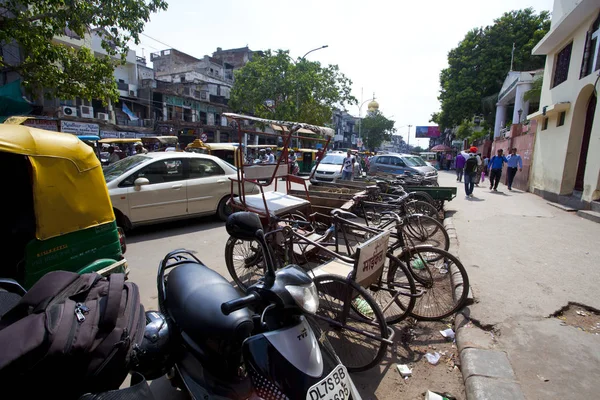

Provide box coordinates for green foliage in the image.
[412,146,425,153]
[456,121,474,140]
[0,0,168,103]
[361,111,396,150]
[470,128,489,142]
[523,76,543,104]
[434,8,550,130]
[230,50,356,126]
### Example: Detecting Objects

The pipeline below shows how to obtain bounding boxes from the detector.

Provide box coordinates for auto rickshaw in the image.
[0,125,127,288]
[141,136,179,152]
[296,148,319,174]
[185,140,243,166]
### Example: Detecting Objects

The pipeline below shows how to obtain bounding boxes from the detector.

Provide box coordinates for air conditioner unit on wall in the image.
[61,106,77,117]
[80,105,94,118]
[97,112,109,121]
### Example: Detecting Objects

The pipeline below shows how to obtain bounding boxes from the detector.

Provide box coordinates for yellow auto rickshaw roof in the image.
[0,125,114,240]
[98,138,140,144]
[207,143,240,151]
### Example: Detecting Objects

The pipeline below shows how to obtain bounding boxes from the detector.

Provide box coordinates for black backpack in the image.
[0,271,145,399]
[465,155,478,174]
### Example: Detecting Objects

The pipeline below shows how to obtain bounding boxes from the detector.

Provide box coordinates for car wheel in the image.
[217,196,234,221]
[114,208,132,232]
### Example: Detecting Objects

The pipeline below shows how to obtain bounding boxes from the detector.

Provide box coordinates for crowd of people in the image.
[455,147,523,198]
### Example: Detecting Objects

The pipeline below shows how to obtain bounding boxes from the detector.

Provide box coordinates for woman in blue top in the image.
[488,149,508,191]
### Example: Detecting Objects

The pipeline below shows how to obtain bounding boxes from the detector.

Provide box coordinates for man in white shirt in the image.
[463,146,482,198]
[107,146,120,165]
[339,150,355,180]
[266,148,275,164]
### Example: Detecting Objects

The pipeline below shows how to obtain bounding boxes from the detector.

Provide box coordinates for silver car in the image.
[310,153,346,183]
[104,152,258,229]
[368,153,438,181]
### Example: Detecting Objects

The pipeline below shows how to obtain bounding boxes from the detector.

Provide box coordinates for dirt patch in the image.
[554,303,600,334]
[352,318,465,400]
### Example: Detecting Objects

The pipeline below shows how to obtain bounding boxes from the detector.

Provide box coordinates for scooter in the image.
[150,212,363,400]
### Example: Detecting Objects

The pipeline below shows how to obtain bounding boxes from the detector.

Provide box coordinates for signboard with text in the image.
[61,121,99,136]
[415,126,441,138]
[23,119,58,132]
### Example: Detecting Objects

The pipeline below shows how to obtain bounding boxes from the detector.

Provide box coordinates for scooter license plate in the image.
[306,364,350,400]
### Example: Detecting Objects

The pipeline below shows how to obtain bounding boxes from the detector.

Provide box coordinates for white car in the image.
[310,153,346,183]
[103,152,258,229]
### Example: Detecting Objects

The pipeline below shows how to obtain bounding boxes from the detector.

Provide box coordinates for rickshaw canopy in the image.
[141,136,179,145]
[0,125,115,240]
[223,113,335,137]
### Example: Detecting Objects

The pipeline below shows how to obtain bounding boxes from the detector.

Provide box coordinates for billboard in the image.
[415,126,441,138]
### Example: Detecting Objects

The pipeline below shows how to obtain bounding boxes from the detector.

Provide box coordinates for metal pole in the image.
[407,125,412,152]
[296,45,328,148]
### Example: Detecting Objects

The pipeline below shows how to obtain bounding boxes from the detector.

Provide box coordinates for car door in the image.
[122,158,187,223]
[374,156,390,173]
[186,157,229,215]
[389,156,407,175]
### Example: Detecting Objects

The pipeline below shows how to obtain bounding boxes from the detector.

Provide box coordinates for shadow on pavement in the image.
[126,215,224,244]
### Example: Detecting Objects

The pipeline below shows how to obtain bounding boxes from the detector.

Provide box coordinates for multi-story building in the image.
[149,48,238,142]
[332,109,358,149]
[527,0,600,210]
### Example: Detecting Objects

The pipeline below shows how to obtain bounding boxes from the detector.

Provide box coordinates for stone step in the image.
[591,201,600,213]
[577,210,600,224]
[547,202,577,212]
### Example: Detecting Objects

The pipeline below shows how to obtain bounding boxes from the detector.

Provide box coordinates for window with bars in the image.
[552,42,572,88]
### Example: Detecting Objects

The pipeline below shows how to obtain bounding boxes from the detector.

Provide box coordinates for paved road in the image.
[440,170,600,399]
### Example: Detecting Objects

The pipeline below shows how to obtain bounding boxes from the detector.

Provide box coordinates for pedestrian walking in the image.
[340,150,355,180]
[445,152,453,170]
[483,155,489,175]
[455,152,466,182]
[463,146,481,198]
[488,149,508,191]
[506,148,523,190]
[474,153,484,186]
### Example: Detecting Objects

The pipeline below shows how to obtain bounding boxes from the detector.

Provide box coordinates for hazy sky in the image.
[131,0,554,146]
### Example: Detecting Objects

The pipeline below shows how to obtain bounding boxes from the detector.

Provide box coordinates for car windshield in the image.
[320,154,345,165]
[103,155,150,183]
[403,156,428,167]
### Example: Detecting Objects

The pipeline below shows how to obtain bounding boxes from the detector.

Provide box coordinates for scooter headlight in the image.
[285,282,319,314]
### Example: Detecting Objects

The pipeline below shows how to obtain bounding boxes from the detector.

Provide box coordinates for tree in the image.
[434,8,550,130]
[0,0,168,103]
[230,50,356,126]
[412,146,425,153]
[523,76,543,104]
[456,121,474,140]
[361,111,396,150]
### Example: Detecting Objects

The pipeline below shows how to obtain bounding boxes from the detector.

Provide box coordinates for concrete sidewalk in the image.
[439,171,600,399]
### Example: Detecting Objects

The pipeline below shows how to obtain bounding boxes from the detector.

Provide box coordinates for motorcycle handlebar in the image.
[221,292,260,315]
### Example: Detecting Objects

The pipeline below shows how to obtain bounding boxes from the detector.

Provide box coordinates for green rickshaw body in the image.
[0,124,126,288]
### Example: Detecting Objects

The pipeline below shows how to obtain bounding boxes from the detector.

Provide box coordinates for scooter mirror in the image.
[226,212,263,241]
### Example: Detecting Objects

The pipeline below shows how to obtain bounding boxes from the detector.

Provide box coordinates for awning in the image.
[0,80,32,120]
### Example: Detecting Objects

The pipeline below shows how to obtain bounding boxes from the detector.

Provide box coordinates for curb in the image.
[444,211,525,400]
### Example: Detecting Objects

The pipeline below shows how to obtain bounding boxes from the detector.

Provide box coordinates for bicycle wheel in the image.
[312,274,389,372]
[225,237,266,293]
[365,254,417,325]
[410,191,436,206]
[405,200,439,219]
[400,247,469,321]
[403,214,449,251]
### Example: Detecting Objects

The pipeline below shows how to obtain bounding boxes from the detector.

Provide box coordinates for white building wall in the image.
[530,10,600,202]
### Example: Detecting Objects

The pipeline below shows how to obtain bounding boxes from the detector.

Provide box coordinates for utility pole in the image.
[407,125,412,152]
[510,43,516,71]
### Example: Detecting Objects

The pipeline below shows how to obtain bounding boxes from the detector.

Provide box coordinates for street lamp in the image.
[295,45,328,147]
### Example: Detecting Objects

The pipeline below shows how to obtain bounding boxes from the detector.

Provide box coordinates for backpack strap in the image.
[100,273,124,331]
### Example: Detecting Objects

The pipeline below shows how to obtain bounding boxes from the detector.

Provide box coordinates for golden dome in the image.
[367,100,379,112]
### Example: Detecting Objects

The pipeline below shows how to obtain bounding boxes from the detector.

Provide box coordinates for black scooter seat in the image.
[166,262,253,342]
